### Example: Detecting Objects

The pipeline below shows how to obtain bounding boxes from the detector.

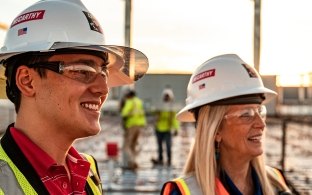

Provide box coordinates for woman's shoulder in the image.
[265,166,292,194]
[160,180,181,195]
[161,173,203,195]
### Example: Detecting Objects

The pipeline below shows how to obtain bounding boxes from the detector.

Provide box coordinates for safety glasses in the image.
[224,105,267,123]
[28,61,109,84]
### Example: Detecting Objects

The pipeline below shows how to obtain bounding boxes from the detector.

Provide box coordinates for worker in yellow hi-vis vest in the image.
[152,87,180,167]
[121,90,146,170]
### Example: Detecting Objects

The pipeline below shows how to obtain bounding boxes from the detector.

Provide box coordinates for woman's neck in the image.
[221,161,254,195]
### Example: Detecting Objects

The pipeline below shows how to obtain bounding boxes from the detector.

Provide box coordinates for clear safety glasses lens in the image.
[29,62,108,84]
[224,105,267,123]
[60,63,108,83]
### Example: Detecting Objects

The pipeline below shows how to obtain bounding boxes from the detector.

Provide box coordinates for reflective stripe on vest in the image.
[162,175,229,195]
[173,178,191,195]
[0,145,102,195]
[81,153,103,195]
[163,167,290,195]
[0,145,37,194]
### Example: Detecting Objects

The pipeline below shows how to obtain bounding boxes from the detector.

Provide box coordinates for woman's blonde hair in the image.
[183,105,275,195]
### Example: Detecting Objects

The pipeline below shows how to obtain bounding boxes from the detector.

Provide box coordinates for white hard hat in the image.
[0,0,148,99]
[162,88,174,100]
[177,54,277,122]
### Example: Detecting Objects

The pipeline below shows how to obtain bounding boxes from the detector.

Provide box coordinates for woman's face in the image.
[216,104,266,162]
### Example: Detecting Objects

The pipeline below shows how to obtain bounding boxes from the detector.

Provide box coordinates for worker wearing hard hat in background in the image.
[121,89,146,170]
[0,0,148,194]
[151,87,179,167]
[161,54,291,195]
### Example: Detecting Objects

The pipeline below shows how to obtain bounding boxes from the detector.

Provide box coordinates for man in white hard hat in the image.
[0,0,148,194]
[151,87,180,167]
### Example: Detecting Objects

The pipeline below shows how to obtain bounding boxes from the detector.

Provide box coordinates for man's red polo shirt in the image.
[10,127,91,195]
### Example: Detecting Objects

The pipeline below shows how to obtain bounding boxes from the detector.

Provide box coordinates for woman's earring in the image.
[215,141,220,161]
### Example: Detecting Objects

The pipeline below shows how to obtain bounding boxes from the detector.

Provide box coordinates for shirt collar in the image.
[220,167,263,195]
[10,127,89,178]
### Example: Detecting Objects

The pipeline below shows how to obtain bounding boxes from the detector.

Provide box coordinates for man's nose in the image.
[89,73,109,95]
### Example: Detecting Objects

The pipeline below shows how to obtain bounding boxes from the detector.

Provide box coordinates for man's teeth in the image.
[82,103,99,111]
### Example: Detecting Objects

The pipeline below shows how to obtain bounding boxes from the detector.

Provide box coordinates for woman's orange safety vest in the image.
[161,167,291,195]
[162,177,228,195]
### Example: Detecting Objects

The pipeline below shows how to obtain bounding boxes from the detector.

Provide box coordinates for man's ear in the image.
[15,65,35,97]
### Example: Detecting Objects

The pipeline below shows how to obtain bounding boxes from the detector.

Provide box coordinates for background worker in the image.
[161,54,291,195]
[152,87,180,167]
[121,89,146,170]
[0,0,148,194]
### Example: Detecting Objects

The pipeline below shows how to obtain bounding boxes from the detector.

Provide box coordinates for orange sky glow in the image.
[1,0,312,87]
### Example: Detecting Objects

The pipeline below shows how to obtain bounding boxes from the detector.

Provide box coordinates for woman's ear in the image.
[215,132,222,142]
[15,65,35,97]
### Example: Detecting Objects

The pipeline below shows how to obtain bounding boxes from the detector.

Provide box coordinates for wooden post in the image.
[254,0,261,72]
[281,119,287,171]
[125,0,132,47]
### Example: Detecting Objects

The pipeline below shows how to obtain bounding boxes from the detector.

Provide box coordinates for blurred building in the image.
[103,73,312,117]
[134,74,190,114]
[275,73,312,116]
[0,99,15,133]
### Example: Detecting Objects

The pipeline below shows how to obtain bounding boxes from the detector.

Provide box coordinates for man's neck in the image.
[14,118,73,165]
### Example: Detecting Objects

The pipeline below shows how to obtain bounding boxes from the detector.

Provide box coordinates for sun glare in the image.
[277,73,312,87]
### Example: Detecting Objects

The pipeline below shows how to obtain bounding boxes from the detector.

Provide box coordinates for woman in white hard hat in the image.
[161,54,291,195]
[0,0,148,194]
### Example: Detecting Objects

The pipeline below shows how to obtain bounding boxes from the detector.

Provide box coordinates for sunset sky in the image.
[1,0,312,86]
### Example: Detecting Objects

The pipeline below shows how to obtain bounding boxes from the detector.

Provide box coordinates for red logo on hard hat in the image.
[192,69,215,83]
[11,10,45,28]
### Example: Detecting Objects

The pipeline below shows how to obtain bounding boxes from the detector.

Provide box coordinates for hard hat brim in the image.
[0,42,149,99]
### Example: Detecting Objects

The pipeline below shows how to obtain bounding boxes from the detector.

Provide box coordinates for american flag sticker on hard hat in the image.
[18,27,27,36]
[199,83,206,90]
